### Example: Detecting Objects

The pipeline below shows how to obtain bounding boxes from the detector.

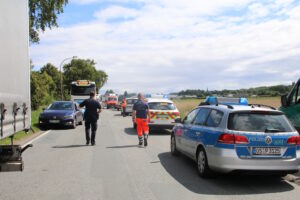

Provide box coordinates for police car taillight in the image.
[217,134,249,144]
[287,136,300,145]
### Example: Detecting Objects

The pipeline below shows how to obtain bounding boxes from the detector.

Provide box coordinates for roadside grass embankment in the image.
[0,108,42,145]
[173,97,281,119]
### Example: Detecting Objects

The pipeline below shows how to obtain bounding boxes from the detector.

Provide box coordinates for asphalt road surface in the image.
[1,109,300,200]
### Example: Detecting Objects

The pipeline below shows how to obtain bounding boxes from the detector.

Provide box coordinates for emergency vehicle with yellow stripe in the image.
[147,98,180,130]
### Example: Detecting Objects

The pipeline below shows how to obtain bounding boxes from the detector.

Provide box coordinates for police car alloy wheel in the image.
[171,135,179,156]
[197,148,211,178]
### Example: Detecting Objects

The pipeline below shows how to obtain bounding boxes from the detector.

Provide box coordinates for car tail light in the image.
[235,135,249,144]
[217,134,235,144]
[287,136,300,145]
[173,112,180,116]
[217,133,249,144]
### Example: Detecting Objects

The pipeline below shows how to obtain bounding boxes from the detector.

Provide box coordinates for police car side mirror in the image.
[175,118,182,123]
[281,95,288,107]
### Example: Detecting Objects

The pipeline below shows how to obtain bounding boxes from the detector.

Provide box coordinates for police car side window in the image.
[193,108,211,126]
[183,109,199,124]
[206,110,224,127]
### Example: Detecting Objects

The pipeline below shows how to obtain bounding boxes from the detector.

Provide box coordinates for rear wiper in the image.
[265,128,281,133]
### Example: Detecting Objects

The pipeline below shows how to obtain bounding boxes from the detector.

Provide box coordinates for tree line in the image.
[31,58,108,110]
[176,84,293,98]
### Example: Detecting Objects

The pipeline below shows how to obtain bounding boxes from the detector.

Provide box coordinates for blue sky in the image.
[30,0,300,93]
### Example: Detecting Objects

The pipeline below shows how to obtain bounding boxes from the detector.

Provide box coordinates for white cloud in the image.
[30,0,300,93]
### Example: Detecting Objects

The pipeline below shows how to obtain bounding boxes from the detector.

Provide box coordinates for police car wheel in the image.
[197,148,211,178]
[170,135,179,156]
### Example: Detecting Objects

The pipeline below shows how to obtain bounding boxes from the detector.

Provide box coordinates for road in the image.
[0,109,300,200]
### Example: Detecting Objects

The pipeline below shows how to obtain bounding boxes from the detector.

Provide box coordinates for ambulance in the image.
[137,98,180,130]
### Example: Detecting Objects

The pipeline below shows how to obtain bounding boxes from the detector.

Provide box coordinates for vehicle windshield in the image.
[148,102,176,110]
[48,102,73,110]
[108,97,117,101]
[228,111,294,132]
[71,85,95,95]
[127,99,138,104]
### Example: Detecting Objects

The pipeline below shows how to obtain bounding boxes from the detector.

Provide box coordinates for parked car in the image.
[73,99,86,117]
[125,97,138,116]
[132,98,180,130]
[171,97,300,178]
[39,101,83,128]
[147,98,180,130]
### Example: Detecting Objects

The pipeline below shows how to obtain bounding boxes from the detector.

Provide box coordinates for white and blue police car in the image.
[171,97,300,178]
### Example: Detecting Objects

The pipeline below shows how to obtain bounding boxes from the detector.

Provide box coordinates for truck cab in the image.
[280,79,300,132]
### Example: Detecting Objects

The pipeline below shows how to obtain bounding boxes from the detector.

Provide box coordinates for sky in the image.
[30,0,300,94]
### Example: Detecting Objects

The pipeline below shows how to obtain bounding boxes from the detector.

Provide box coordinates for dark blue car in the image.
[39,101,84,129]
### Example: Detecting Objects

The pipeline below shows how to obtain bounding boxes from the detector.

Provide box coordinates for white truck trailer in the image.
[0,0,32,172]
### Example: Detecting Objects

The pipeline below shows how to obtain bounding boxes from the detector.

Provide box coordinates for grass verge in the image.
[0,108,42,145]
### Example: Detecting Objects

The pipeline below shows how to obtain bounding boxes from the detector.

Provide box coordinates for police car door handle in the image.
[196,132,201,136]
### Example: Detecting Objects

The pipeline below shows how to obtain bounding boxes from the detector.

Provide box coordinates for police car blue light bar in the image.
[205,97,248,106]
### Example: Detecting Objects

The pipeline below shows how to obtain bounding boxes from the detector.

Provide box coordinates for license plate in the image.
[253,147,281,155]
[49,120,60,124]
[157,114,169,119]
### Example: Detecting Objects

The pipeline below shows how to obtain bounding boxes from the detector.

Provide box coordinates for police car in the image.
[147,98,180,129]
[171,97,300,178]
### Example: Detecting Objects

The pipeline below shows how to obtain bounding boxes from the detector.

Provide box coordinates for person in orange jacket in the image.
[121,98,127,117]
[132,93,150,146]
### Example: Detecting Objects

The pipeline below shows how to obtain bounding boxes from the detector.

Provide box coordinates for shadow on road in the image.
[52,144,88,148]
[149,129,171,135]
[124,128,171,136]
[106,145,140,149]
[40,125,75,131]
[158,152,294,195]
[124,128,137,135]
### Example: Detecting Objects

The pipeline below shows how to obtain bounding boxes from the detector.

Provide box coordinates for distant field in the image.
[173,97,281,118]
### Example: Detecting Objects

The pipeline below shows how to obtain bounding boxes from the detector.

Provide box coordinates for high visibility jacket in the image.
[121,100,127,108]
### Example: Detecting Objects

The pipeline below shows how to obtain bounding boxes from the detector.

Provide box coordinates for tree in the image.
[105,90,114,94]
[40,63,61,99]
[29,0,69,43]
[124,91,128,98]
[63,58,108,95]
[31,71,56,110]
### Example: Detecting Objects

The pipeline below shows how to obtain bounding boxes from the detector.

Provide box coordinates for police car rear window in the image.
[227,112,294,132]
[148,102,176,110]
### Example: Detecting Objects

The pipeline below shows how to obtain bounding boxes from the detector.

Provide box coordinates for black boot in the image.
[138,136,143,146]
[144,134,148,147]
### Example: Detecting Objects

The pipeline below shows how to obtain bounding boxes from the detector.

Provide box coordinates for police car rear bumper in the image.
[206,147,300,173]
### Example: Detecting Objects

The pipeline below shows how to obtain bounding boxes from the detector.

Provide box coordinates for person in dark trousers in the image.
[132,93,150,147]
[79,91,101,146]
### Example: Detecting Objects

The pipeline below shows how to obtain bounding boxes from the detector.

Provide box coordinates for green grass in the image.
[0,108,42,145]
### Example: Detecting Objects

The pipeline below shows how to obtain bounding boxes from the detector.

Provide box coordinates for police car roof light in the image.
[205,96,248,106]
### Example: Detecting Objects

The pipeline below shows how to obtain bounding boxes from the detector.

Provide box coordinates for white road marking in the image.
[21,130,51,148]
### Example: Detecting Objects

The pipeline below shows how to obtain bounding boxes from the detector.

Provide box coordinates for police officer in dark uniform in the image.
[79,91,101,146]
